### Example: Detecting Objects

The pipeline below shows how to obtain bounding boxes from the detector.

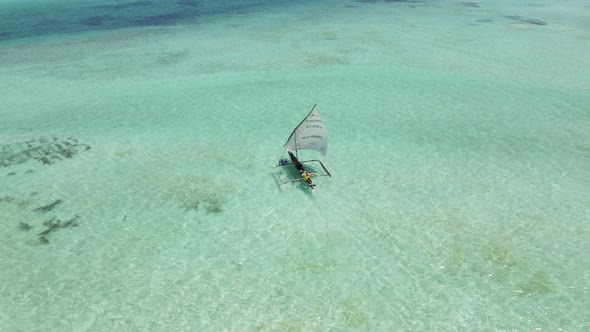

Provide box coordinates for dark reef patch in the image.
[1,0,278,42]
[0,136,90,168]
[460,2,479,7]
[180,197,224,214]
[3,196,84,244]
[475,17,494,23]
[0,196,32,208]
[176,0,200,6]
[93,1,154,11]
[32,19,66,31]
[36,215,80,245]
[504,15,547,26]
[0,196,15,203]
[357,0,426,2]
[155,50,190,65]
[134,12,196,26]
[19,222,32,231]
[80,15,114,27]
[33,199,63,213]
[171,175,238,215]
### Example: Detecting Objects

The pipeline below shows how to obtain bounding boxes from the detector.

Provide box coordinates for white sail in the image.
[284,105,328,156]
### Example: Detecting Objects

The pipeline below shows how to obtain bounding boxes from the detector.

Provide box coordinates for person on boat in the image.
[278,156,288,166]
[301,170,313,185]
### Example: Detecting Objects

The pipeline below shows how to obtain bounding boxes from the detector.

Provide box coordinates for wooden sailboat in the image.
[273,104,331,189]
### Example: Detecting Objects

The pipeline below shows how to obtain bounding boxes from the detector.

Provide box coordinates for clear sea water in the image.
[1,0,589,330]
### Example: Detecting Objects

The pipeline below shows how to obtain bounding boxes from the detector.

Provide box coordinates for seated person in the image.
[300,170,313,184]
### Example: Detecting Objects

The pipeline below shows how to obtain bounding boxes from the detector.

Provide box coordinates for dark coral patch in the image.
[0,136,90,168]
[357,0,426,2]
[177,0,200,6]
[476,17,494,23]
[460,2,480,8]
[134,12,196,26]
[36,215,80,244]
[93,1,153,11]
[504,15,547,26]
[19,222,32,231]
[1,0,271,41]
[33,199,63,213]
[0,31,13,40]
[80,16,113,27]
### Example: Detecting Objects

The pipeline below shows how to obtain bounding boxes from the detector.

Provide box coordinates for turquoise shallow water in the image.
[1,0,589,330]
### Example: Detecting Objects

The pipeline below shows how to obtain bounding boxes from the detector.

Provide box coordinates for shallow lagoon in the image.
[1,0,589,330]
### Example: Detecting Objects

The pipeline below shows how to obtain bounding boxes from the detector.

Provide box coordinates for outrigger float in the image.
[273,104,331,190]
